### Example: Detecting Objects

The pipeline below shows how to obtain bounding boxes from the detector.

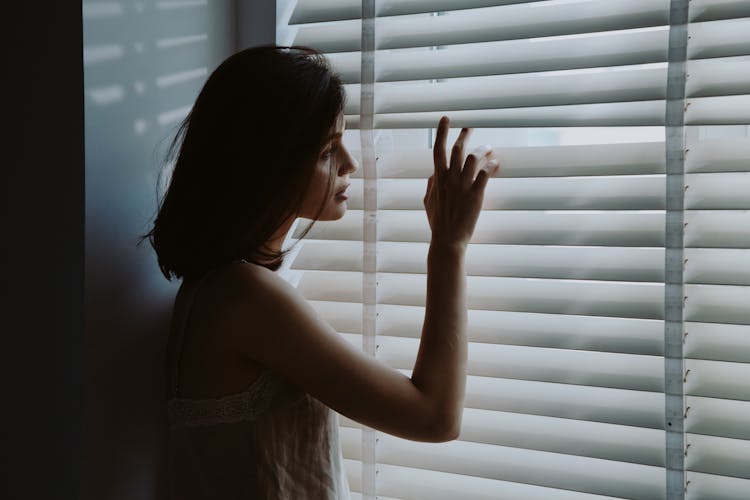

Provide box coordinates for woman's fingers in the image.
[424,174,434,205]
[489,158,501,176]
[461,145,493,190]
[472,159,500,193]
[460,150,479,190]
[449,126,473,181]
[433,116,450,178]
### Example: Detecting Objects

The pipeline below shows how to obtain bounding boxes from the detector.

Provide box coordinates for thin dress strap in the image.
[172,259,248,399]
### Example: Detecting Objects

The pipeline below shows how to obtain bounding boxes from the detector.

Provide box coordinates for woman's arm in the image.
[222,263,456,442]
[410,241,467,439]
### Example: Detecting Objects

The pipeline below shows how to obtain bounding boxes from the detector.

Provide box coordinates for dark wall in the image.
[6,2,274,498]
[81,1,235,498]
[80,1,275,498]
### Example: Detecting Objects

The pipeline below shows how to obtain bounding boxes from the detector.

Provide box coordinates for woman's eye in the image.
[321,146,337,160]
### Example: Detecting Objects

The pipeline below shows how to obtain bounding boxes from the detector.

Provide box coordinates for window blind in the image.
[277,0,750,498]
[681,1,750,499]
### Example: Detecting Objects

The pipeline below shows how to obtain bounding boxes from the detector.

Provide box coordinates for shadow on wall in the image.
[82,1,234,498]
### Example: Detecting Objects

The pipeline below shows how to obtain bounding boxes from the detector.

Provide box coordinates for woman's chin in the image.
[300,204,346,222]
[326,201,347,220]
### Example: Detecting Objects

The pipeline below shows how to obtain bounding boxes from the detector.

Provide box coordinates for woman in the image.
[140,45,500,499]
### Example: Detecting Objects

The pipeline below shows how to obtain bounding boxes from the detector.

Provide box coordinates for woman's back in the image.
[165,260,352,500]
[166,261,267,400]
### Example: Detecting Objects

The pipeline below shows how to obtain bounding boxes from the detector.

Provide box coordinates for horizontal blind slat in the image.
[374,142,666,178]
[361,333,664,392]
[342,65,667,114]
[341,409,664,466]
[377,0,544,18]
[684,284,750,325]
[345,101,666,128]
[685,95,750,125]
[684,248,750,286]
[295,241,666,282]
[686,56,750,98]
[377,175,666,210]
[290,0,548,25]
[688,0,750,23]
[685,433,750,480]
[327,28,668,84]
[685,471,750,500]
[684,172,750,209]
[380,210,666,245]
[297,271,665,319]
[289,0,361,24]
[374,435,665,499]
[296,210,668,246]
[306,176,668,210]
[684,358,750,401]
[687,17,750,59]
[683,210,750,248]
[684,321,750,364]
[684,138,750,173]
[372,461,627,500]
[397,369,665,428]
[311,300,664,355]
[685,395,750,441]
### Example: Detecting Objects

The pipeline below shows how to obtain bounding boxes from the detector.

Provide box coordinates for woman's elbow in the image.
[432,416,461,443]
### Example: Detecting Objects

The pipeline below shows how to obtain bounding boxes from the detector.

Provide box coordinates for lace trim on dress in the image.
[167,369,281,428]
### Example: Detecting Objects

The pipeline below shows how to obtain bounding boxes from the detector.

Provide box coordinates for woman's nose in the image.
[340,149,359,174]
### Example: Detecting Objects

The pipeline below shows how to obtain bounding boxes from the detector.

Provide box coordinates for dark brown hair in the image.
[137,45,345,280]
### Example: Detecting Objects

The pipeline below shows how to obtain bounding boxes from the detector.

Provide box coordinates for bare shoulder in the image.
[210,262,310,352]
[214,261,298,311]
[220,262,321,336]
[202,260,282,313]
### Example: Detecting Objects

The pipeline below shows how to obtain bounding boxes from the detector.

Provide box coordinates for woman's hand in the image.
[424,116,501,250]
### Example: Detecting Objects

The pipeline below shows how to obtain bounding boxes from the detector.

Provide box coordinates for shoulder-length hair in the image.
[138,44,345,281]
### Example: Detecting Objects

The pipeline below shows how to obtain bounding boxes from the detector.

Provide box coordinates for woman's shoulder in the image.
[216,260,284,299]
[193,260,297,328]
[172,261,274,340]
[182,259,273,296]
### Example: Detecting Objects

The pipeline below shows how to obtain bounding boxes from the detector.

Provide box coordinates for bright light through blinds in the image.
[277,0,750,498]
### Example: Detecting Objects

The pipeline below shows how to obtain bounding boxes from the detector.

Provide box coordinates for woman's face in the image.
[300,112,358,221]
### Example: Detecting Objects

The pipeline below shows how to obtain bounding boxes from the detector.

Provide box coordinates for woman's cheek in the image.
[308,163,331,208]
